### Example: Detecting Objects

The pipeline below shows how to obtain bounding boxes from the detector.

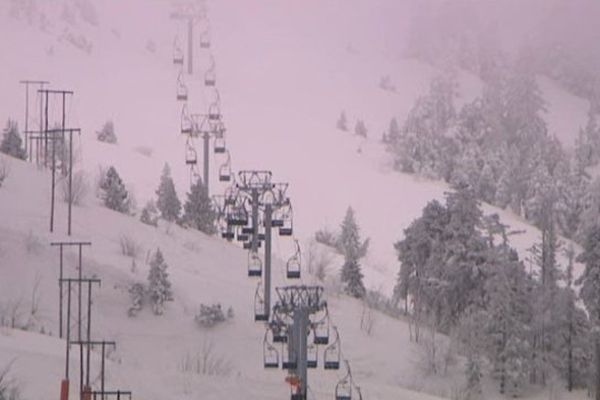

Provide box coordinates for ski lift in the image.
[185,140,197,165]
[205,68,216,87]
[324,327,341,370]
[208,102,221,121]
[313,308,330,345]
[181,104,192,135]
[241,226,255,235]
[214,135,226,154]
[286,239,301,279]
[254,282,268,322]
[200,29,211,49]
[271,324,288,343]
[219,150,232,182]
[173,36,184,65]
[248,251,262,277]
[237,232,250,242]
[176,73,188,101]
[307,343,318,369]
[221,230,235,241]
[263,331,279,369]
[282,345,297,370]
[335,361,362,400]
[244,241,262,250]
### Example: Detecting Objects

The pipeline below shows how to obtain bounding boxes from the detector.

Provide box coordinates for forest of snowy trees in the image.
[393,185,594,396]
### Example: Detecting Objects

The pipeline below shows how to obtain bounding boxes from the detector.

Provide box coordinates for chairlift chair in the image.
[263,331,279,369]
[272,324,288,343]
[248,251,262,277]
[200,29,211,49]
[241,226,255,235]
[254,283,268,322]
[282,346,297,370]
[214,136,226,154]
[176,73,188,101]
[227,204,248,227]
[205,68,216,87]
[221,230,235,240]
[286,239,301,279]
[185,140,197,165]
[173,37,184,65]
[313,309,330,345]
[244,241,262,250]
[219,150,232,182]
[181,104,192,135]
[307,343,318,369]
[335,378,352,400]
[237,232,250,242]
[208,102,221,121]
[324,327,341,370]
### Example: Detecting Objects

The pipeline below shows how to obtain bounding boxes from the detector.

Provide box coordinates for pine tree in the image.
[354,120,368,138]
[387,117,401,144]
[99,166,129,213]
[147,248,173,315]
[336,111,348,131]
[96,120,117,144]
[339,207,367,298]
[140,200,159,227]
[182,178,216,234]
[0,119,26,160]
[155,163,181,222]
[576,224,600,400]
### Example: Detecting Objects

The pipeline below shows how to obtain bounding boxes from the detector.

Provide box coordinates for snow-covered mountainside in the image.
[0,0,594,399]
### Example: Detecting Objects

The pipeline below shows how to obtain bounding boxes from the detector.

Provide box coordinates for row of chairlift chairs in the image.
[262,308,362,400]
[177,25,362,400]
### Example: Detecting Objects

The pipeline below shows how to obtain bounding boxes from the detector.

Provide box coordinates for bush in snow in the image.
[99,166,130,213]
[354,119,368,138]
[60,170,89,206]
[314,228,337,248]
[127,282,145,317]
[140,200,159,227]
[194,303,233,328]
[0,120,26,160]
[147,248,173,315]
[96,120,117,144]
[0,360,23,400]
[0,159,9,189]
[336,111,348,131]
[179,340,234,377]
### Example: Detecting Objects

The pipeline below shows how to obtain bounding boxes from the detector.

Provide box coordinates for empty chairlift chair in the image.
[185,140,197,165]
[248,251,262,277]
[286,239,301,279]
[324,327,341,370]
[312,310,330,345]
[279,211,293,236]
[181,104,192,135]
[281,346,297,370]
[254,282,268,321]
[335,377,352,400]
[219,151,232,182]
[271,323,288,344]
[176,73,188,101]
[263,331,279,369]
[200,29,211,49]
[205,68,216,87]
[173,37,184,65]
[307,343,318,368]
[208,102,221,121]
[214,135,226,154]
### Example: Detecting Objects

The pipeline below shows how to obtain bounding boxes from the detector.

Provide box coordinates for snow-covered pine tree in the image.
[336,111,348,131]
[147,248,173,315]
[155,163,181,222]
[0,119,26,160]
[96,120,117,144]
[354,120,368,138]
[99,166,129,213]
[339,207,367,298]
[127,282,145,317]
[140,200,159,227]
[387,117,401,144]
[182,177,216,234]
[576,224,600,400]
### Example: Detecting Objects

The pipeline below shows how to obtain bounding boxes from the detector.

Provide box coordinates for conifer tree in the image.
[182,178,216,234]
[99,166,129,213]
[155,163,181,222]
[339,207,367,298]
[147,248,173,315]
[354,120,368,138]
[140,200,159,227]
[0,119,26,160]
[336,111,348,131]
